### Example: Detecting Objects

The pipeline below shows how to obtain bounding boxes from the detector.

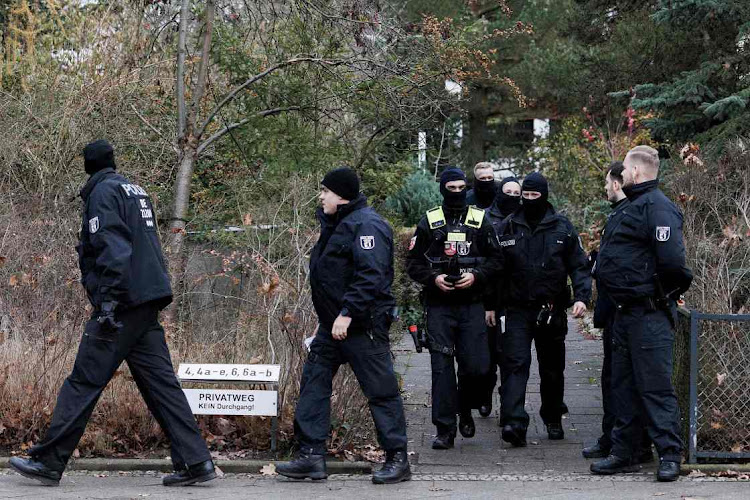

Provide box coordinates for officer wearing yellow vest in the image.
[406,167,503,449]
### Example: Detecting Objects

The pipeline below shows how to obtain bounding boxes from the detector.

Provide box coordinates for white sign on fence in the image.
[183,389,277,416]
[178,364,280,382]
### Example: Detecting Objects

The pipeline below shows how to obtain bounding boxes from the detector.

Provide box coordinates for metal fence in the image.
[686,311,750,463]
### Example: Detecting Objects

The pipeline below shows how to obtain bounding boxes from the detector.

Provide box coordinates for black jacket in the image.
[592,197,630,328]
[496,204,591,308]
[466,186,496,209]
[406,204,503,305]
[309,195,395,332]
[78,169,172,310]
[596,179,693,304]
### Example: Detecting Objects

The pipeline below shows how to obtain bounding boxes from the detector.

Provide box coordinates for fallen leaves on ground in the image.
[260,463,276,476]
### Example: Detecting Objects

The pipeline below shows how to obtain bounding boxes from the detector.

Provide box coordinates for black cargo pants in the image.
[426,302,490,435]
[293,313,407,455]
[610,304,682,462]
[500,305,567,430]
[29,303,211,472]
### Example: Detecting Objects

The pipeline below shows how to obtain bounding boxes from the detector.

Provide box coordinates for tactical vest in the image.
[424,205,487,275]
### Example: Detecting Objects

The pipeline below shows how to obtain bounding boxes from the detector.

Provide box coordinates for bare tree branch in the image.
[129,103,179,154]
[175,0,190,141]
[197,106,302,155]
[190,0,215,132]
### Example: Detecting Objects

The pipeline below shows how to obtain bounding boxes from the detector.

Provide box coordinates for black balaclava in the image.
[473,177,496,207]
[521,171,549,227]
[495,176,521,217]
[83,139,116,176]
[439,167,467,211]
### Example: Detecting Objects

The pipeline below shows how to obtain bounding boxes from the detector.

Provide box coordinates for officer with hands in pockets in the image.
[277,167,410,485]
[406,167,503,450]
[10,140,215,487]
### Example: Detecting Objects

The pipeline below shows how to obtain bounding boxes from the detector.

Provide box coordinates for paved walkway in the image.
[393,316,656,476]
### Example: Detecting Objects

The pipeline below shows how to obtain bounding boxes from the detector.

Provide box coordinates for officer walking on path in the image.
[481,176,522,417]
[495,172,591,447]
[406,167,503,450]
[276,167,410,484]
[591,146,692,481]
[583,162,652,463]
[9,140,216,487]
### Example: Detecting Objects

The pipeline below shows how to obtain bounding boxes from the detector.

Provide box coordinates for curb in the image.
[683,463,750,475]
[0,457,372,475]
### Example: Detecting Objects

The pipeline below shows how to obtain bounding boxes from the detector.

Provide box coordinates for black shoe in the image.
[432,433,455,450]
[372,450,412,484]
[163,459,217,486]
[546,422,564,440]
[501,425,527,447]
[479,403,492,418]
[9,457,62,486]
[656,459,680,482]
[582,441,610,459]
[636,448,654,464]
[276,452,327,480]
[459,413,475,438]
[590,454,640,475]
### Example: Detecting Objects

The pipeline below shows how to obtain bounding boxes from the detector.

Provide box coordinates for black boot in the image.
[479,402,492,418]
[372,450,412,484]
[459,412,475,438]
[582,441,610,459]
[9,457,62,486]
[590,455,640,475]
[501,425,527,447]
[276,451,327,480]
[432,433,455,450]
[656,459,680,482]
[162,459,217,486]
[546,422,564,440]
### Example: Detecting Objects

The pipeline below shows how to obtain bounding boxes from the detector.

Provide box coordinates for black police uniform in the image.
[595,179,692,463]
[497,205,591,432]
[406,204,502,437]
[28,168,211,473]
[591,198,651,455]
[294,194,408,455]
[466,185,496,209]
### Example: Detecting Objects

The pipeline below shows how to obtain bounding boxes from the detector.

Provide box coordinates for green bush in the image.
[384,170,442,226]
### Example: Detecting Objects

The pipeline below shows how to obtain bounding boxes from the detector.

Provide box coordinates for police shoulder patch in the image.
[89,216,99,234]
[656,226,671,242]
[408,235,417,251]
[360,235,375,250]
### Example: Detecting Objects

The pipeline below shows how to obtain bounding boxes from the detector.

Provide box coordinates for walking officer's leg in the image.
[426,305,459,447]
[536,310,567,439]
[124,306,213,484]
[499,307,534,443]
[456,302,491,437]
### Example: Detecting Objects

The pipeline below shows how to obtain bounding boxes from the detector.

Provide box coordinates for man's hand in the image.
[331,314,352,340]
[572,301,587,318]
[454,272,475,289]
[435,274,455,292]
[485,310,496,327]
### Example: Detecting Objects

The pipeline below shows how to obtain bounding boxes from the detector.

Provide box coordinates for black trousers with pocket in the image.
[29,302,211,472]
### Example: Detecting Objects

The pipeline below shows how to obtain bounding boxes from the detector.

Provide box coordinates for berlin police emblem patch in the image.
[360,235,375,250]
[89,216,100,234]
[656,226,670,242]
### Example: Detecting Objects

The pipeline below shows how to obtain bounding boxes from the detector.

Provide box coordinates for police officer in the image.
[406,167,502,449]
[496,172,591,447]
[591,146,692,481]
[481,176,522,416]
[465,162,498,209]
[9,140,215,487]
[277,167,410,484]
[583,162,652,463]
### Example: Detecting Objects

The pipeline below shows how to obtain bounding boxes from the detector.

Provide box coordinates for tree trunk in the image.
[464,85,489,168]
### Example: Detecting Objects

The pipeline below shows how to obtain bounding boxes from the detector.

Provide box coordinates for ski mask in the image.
[495,176,521,217]
[473,177,496,207]
[439,167,467,210]
[521,172,549,226]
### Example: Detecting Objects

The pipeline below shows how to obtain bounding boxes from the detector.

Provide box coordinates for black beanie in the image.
[322,167,360,200]
[521,171,548,200]
[84,139,116,175]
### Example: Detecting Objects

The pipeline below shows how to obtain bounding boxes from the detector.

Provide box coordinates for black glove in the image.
[97,301,123,333]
